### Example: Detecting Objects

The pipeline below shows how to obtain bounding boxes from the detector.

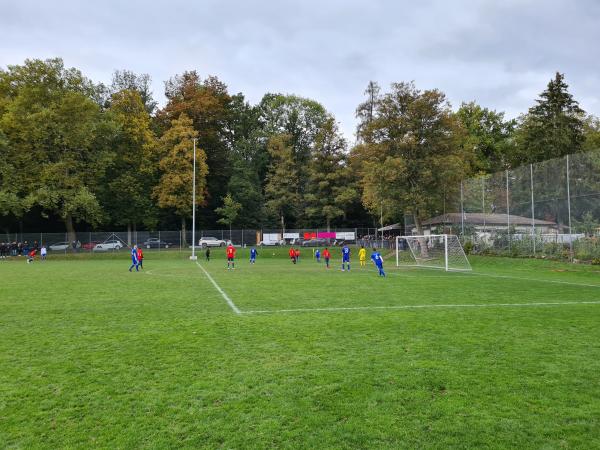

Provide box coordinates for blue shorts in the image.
[343,257,350,262]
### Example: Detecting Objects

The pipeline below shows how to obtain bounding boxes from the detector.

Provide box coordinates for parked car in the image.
[81,241,100,250]
[143,238,173,249]
[93,240,124,251]
[48,242,70,251]
[258,239,283,246]
[198,237,227,248]
[301,238,328,247]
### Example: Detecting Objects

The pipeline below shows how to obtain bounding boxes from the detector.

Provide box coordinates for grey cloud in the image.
[1,0,598,140]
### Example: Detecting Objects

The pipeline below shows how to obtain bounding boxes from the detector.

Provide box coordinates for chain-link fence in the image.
[447,149,600,262]
[0,227,384,257]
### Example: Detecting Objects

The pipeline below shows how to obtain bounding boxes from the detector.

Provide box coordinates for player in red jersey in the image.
[322,247,331,268]
[136,247,144,269]
[294,248,300,263]
[289,247,296,264]
[226,243,236,269]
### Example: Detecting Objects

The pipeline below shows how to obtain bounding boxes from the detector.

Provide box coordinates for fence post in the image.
[566,155,573,260]
[530,163,536,254]
[158,230,161,252]
[460,181,465,236]
[481,177,486,234]
[506,170,510,252]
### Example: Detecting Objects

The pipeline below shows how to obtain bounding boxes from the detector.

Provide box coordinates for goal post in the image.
[396,234,471,272]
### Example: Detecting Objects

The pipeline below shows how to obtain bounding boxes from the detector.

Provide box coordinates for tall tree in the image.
[103,89,159,237]
[109,70,157,114]
[259,93,331,224]
[0,58,114,240]
[153,114,208,239]
[0,129,32,222]
[353,81,471,233]
[158,72,232,226]
[305,118,356,229]
[514,72,585,165]
[455,101,516,173]
[225,94,267,227]
[264,134,300,232]
[355,81,381,142]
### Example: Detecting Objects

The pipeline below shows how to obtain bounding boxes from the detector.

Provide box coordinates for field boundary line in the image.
[464,271,600,288]
[242,300,600,315]
[389,267,600,288]
[195,262,241,314]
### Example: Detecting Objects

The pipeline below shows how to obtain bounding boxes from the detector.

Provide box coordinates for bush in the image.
[463,241,473,255]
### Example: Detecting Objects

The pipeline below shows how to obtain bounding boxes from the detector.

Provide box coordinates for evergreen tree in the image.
[515,72,585,165]
[355,81,380,142]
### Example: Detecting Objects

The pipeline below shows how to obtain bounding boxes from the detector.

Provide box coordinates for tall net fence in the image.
[0,227,381,257]
[452,149,600,263]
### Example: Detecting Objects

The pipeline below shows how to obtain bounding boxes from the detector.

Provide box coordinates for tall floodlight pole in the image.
[190,138,198,260]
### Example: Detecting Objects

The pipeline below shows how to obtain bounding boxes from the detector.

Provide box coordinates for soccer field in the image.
[2,250,600,448]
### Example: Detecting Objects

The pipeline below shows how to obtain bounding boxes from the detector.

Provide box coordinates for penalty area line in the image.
[241,300,600,315]
[195,262,241,315]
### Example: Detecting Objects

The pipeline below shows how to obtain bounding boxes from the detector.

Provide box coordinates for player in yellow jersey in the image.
[358,245,367,268]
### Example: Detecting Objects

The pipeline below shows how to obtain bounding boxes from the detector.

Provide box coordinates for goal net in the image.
[396,235,471,271]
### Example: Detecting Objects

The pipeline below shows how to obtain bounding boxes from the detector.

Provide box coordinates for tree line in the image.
[1,58,599,238]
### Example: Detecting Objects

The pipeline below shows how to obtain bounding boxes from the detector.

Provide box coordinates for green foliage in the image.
[103,89,159,229]
[264,134,301,229]
[0,58,114,237]
[153,114,207,221]
[456,101,516,173]
[514,72,585,166]
[353,81,472,231]
[574,211,599,237]
[158,71,232,226]
[215,193,242,230]
[305,119,356,228]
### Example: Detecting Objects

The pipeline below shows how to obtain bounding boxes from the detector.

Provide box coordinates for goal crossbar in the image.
[396,234,471,272]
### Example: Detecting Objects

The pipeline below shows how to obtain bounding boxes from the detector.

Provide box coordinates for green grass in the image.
[2,249,600,448]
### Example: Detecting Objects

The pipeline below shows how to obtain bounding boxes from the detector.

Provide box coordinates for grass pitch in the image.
[2,248,600,448]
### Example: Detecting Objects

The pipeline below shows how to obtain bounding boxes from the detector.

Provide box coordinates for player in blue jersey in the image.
[129,245,139,272]
[341,245,351,271]
[250,247,257,264]
[371,247,385,277]
[315,248,321,263]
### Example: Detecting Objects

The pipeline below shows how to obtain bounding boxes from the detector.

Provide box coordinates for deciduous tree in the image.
[153,114,208,239]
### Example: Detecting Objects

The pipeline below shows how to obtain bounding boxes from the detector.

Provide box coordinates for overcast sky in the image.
[1,0,599,140]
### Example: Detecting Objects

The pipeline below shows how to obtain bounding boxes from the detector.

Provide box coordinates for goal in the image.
[396,235,471,271]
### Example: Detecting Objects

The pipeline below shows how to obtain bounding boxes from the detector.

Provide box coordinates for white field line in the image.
[242,300,600,315]
[389,266,600,289]
[195,262,241,314]
[464,271,600,289]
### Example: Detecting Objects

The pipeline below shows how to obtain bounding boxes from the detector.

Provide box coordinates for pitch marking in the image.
[242,300,600,315]
[195,262,241,314]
